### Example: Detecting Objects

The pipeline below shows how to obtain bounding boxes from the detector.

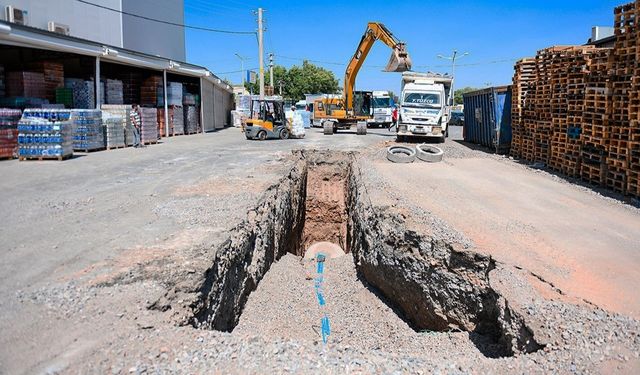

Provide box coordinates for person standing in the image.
[130,104,142,148]
[390,104,399,131]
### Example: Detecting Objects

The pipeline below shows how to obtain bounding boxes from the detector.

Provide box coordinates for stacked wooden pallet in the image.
[581,49,612,186]
[510,58,536,159]
[511,1,640,199]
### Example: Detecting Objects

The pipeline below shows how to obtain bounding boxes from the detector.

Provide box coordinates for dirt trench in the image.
[159,150,542,356]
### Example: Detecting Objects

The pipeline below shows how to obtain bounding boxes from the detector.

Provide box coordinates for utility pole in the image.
[235,53,246,92]
[278,79,284,96]
[437,50,469,105]
[257,8,265,100]
[269,53,274,89]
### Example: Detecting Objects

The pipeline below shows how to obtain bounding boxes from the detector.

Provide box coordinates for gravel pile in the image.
[235,253,494,356]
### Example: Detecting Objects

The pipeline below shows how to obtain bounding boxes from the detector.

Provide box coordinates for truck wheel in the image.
[416,144,444,162]
[257,131,267,141]
[279,128,290,139]
[323,122,334,135]
[387,146,416,163]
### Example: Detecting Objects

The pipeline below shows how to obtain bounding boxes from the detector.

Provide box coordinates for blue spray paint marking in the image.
[314,253,330,344]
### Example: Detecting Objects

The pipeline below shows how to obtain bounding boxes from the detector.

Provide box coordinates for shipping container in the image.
[462,86,512,153]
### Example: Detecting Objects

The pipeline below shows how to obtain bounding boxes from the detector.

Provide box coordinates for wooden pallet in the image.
[106,145,127,150]
[19,154,72,161]
[142,140,158,145]
[74,147,106,153]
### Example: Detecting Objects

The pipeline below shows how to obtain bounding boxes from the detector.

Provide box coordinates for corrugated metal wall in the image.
[201,78,215,132]
[214,85,225,129]
[462,86,512,153]
[222,91,231,126]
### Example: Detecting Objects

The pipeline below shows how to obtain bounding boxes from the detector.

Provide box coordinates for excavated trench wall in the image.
[187,151,542,356]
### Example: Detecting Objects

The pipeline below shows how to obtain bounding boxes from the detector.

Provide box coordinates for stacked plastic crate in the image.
[101,105,135,147]
[72,110,105,152]
[105,79,124,104]
[140,107,158,144]
[0,65,5,97]
[18,109,74,160]
[0,109,21,159]
[28,61,64,103]
[184,105,199,134]
[158,106,184,137]
[7,71,46,98]
[71,80,95,109]
[141,76,163,106]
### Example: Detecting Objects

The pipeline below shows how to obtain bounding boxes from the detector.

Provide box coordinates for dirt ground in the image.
[0,125,639,373]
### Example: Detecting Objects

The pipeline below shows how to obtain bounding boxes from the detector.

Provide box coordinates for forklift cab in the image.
[245,99,290,140]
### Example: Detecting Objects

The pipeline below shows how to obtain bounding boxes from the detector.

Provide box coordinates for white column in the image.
[163,69,169,137]
[95,56,101,109]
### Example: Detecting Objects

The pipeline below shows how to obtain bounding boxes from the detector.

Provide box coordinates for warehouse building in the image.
[0,1,233,133]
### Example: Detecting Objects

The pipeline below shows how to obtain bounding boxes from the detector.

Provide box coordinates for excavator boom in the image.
[344,22,412,112]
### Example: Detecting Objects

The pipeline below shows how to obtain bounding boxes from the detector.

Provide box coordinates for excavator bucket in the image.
[385,43,412,72]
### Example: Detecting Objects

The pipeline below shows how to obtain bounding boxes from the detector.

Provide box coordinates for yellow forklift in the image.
[244,98,290,140]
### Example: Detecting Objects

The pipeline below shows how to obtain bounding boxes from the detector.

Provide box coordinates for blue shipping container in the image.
[462,86,512,153]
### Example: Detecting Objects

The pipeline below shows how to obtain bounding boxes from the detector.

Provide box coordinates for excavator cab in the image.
[244,99,290,141]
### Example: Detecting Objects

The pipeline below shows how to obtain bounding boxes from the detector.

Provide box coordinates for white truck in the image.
[367,90,394,128]
[397,72,453,142]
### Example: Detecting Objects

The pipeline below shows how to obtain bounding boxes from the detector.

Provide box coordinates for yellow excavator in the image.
[313,22,411,135]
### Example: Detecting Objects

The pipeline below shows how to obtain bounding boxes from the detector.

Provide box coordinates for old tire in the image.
[323,122,334,135]
[279,128,290,139]
[387,146,416,163]
[257,131,267,141]
[416,144,444,162]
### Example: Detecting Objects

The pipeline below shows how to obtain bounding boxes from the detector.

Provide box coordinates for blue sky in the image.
[185,0,622,93]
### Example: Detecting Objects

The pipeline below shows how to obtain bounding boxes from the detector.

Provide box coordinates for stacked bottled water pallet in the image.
[72,109,105,152]
[101,105,135,147]
[18,109,74,160]
[0,108,21,159]
[140,107,158,144]
[102,113,126,149]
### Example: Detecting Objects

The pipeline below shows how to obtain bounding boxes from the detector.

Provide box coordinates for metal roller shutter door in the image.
[201,78,215,132]
[214,86,225,129]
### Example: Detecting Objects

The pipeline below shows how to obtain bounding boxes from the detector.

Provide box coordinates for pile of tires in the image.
[387,144,443,163]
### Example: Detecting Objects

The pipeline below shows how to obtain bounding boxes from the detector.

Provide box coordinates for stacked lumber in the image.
[511,1,640,199]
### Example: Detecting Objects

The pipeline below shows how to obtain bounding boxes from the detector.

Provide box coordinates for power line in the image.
[214,67,258,75]
[76,0,256,35]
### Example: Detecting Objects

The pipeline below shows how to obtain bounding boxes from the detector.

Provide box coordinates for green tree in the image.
[454,87,479,105]
[244,61,339,100]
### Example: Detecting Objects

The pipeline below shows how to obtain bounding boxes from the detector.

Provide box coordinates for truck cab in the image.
[397,72,453,142]
[368,91,394,128]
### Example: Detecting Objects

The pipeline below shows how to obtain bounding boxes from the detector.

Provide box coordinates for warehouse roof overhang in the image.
[0,20,232,93]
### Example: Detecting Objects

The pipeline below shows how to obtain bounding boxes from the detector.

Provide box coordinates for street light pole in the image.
[437,50,469,105]
[235,53,246,92]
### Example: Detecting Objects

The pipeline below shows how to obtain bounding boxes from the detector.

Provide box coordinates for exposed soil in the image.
[299,158,350,255]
